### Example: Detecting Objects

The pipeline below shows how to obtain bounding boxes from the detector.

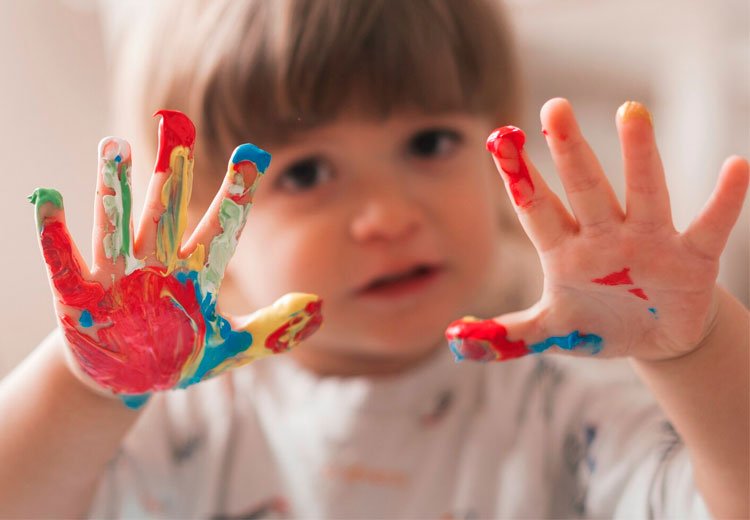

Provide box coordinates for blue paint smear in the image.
[120,393,150,409]
[79,309,93,328]
[648,308,658,318]
[230,143,272,173]
[114,154,122,163]
[528,330,603,355]
[175,271,253,388]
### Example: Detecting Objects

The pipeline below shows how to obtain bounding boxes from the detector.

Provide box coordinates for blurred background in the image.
[1,0,747,377]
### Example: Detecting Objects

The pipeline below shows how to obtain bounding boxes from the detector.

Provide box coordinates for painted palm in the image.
[31,111,322,408]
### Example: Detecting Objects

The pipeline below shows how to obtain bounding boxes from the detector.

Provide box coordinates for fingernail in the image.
[617,101,653,126]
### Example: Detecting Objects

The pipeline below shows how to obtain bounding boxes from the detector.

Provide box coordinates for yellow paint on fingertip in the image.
[617,101,653,126]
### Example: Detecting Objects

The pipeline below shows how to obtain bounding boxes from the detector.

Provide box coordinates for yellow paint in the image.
[617,101,653,126]
[157,146,194,274]
[208,293,322,375]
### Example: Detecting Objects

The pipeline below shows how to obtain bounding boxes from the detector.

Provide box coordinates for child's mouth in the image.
[359,264,442,298]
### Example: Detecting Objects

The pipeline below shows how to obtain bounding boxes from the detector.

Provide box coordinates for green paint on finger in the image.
[28,188,63,231]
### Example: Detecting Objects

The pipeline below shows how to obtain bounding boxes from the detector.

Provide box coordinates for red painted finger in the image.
[486,126,576,252]
[29,190,104,310]
[134,110,197,272]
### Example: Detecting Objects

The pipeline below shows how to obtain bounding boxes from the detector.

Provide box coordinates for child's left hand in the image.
[447,98,749,362]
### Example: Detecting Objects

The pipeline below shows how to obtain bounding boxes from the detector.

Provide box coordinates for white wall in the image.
[0,0,747,377]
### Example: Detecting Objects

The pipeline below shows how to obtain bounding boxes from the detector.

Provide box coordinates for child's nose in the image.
[350,187,424,243]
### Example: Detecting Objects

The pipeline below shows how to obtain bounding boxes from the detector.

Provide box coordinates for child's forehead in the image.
[277,109,492,144]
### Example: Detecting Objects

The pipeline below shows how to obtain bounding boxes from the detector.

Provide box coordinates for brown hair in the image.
[113,0,520,193]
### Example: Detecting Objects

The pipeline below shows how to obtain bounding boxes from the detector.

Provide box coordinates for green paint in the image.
[28,188,63,230]
[199,197,250,296]
[119,161,132,257]
[100,154,143,274]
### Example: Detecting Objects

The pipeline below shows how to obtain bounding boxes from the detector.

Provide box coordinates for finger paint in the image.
[445,317,603,362]
[39,220,106,308]
[156,140,197,273]
[100,138,144,274]
[628,288,648,300]
[591,267,633,286]
[153,109,196,173]
[32,111,322,408]
[592,267,649,300]
[197,144,269,296]
[28,188,63,231]
[486,126,534,207]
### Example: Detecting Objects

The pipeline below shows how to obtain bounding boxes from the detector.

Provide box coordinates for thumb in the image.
[445,305,603,362]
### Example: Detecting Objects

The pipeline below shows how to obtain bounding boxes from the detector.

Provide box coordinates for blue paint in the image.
[175,270,253,388]
[114,154,122,163]
[648,307,658,318]
[79,309,93,328]
[528,330,603,355]
[231,143,272,173]
[120,393,150,409]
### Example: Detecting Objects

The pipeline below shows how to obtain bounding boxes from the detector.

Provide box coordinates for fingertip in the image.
[719,155,750,198]
[616,101,653,127]
[98,137,131,163]
[29,188,65,229]
[230,143,272,173]
[540,98,577,142]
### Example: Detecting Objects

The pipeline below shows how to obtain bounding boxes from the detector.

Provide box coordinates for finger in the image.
[182,293,323,384]
[486,126,576,252]
[92,137,143,277]
[29,189,106,315]
[541,98,624,231]
[134,110,196,273]
[445,306,604,363]
[182,143,271,295]
[616,101,674,232]
[682,156,749,259]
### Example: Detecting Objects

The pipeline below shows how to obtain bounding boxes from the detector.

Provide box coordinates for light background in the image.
[0,0,747,377]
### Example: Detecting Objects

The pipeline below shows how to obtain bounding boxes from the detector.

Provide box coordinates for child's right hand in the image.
[30,110,322,409]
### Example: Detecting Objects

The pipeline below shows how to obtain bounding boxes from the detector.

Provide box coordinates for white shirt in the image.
[87,347,709,519]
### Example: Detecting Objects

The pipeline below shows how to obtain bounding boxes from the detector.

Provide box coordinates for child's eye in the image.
[407,128,462,159]
[276,157,333,192]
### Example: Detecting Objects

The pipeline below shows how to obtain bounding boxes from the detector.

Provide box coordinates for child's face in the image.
[222,111,505,375]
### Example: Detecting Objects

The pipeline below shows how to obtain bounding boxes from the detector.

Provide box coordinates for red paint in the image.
[628,288,649,300]
[153,110,196,173]
[41,219,206,394]
[62,267,205,394]
[592,267,633,286]
[40,221,105,308]
[542,128,549,137]
[486,126,534,207]
[228,160,259,204]
[265,299,323,354]
[445,318,529,361]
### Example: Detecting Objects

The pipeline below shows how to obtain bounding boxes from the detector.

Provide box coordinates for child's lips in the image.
[356,264,444,298]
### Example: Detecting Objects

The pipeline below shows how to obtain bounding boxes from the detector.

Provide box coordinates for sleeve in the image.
[539,357,711,519]
[84,375,238,519]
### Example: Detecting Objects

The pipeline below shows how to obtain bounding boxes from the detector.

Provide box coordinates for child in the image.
[1,0,748,518]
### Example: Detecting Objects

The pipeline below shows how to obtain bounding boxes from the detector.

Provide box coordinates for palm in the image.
[32,111,321,406]
[447,99,748,363]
